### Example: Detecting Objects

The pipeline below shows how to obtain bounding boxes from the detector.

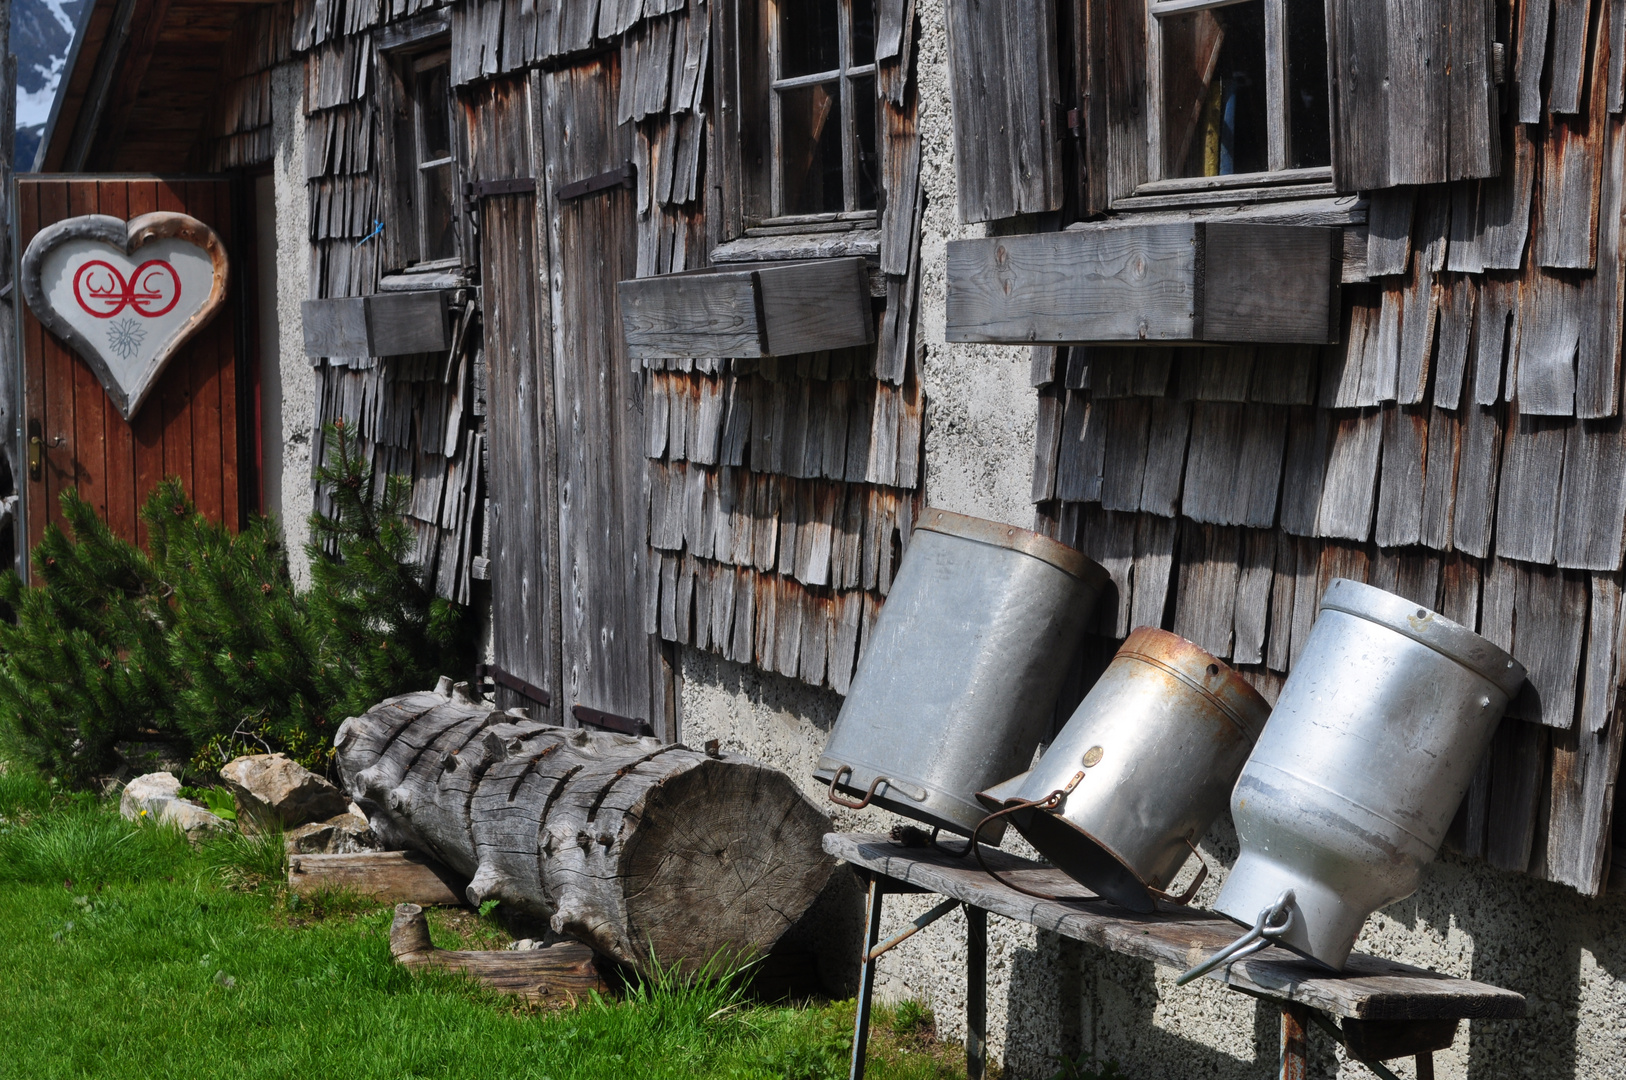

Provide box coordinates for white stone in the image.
[220,752,348,829]
[157,798,230,840]
[118,771,180,822]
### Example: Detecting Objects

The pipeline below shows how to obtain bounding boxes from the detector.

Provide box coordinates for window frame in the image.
[1141,0,1331,198]
[376,24,467,275]
[408,49,459,267]
[765,0,879,221]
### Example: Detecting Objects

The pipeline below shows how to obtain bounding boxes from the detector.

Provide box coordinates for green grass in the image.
[0,767,970,1080]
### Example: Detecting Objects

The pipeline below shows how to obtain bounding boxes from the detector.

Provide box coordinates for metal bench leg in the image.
[966,905,987,1080]
[849,878,885,1080]
[1279,1003,1309,1080]
[1415,1053,1435,1080]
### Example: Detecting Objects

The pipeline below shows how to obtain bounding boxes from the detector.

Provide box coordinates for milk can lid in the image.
[1320,578,1527,698]
[915,506,1110,586]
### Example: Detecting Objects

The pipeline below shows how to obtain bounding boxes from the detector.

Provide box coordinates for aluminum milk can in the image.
[814,507,1108,838]
[1213,578,1526,970]
[977,629,1270,911]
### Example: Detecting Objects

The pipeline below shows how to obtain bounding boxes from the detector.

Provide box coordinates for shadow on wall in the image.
[996,846,1626,1080]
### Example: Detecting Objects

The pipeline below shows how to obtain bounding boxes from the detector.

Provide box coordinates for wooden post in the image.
[1416,1053,1436,1080]
[848,877,885,1080]
[965,904,987,1080]
[1279,1003,1309,1080]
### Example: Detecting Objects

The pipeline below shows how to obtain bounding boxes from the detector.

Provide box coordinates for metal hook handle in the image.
[971,772,1091,902]
[1147,837,1211,907]
[1175,889,1296,986]
[827,766,890,810]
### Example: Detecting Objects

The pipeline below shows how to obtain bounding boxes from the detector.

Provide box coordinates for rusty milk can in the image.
[814,507,1108,838]
[1198,578,1525,973]
[977,629,1270,911]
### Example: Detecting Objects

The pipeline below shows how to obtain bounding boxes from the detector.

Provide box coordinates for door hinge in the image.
[26,418,42,482]
[572,704,653,737]
[557,161,636,201]
[467,177,538,199]
[474,663,552,708]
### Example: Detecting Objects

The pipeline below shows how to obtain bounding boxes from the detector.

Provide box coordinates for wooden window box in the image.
[945,223,1340,346]
[301,290,453,358]
[618,257,873,360]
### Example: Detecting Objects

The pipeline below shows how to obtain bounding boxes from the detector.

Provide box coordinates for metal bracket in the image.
[468,177,538,199]
[474,663,551,708]
[572,703,653,737]
[557,161,635,202]
[865,897,961,961]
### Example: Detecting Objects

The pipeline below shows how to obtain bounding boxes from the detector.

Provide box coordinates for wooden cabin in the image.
[11,0,1626,1073]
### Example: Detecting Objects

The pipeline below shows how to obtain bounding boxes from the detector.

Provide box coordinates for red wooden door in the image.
[16,176,242,560]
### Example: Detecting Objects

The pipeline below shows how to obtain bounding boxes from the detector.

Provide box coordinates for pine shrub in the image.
[0,422,473,783]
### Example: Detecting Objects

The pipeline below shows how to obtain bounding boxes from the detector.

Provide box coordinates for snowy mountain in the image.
[14,0,87,170]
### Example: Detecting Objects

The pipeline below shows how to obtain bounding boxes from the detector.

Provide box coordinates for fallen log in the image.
[389,902,608,1002]
[336,679,834,974]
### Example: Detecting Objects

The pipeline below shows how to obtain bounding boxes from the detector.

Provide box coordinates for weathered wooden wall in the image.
[1031,0,1626,897]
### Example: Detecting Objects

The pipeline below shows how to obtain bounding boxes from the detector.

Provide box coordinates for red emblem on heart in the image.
[72,259,182,319]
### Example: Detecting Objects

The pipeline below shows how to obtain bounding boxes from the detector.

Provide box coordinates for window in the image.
[1147,0,1330,188]
[767,0,879,218]
[378,31,463,273]
[408,51,458,264]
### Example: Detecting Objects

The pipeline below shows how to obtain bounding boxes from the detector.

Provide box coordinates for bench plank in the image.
[824,832,1525,1021]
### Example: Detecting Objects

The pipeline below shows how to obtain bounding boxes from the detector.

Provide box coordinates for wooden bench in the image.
[825,832,1525,1080]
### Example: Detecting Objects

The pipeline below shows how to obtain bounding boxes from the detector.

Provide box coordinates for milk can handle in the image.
[1147,837,1210,906]
[970,772,1090,902]
[1174,889,1297,986]
[827,766,890,809]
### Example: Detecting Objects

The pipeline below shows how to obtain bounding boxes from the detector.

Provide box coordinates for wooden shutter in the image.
[1076,0,1148,214]
[1326,0,1500,191]
[944,0,1064,222]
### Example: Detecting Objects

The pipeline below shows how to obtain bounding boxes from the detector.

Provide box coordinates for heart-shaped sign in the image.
[21,212,229,420]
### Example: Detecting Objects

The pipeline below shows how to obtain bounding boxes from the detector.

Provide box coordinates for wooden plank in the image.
[1173,523,1241,659]
[1266,531,1298,672]
[1249,346,1318,407]
[1547,0,1597,114]
[1130,514,1177,632]
[1073,505,1135,637]
[1472,277,1518,405]
[1543,715,1626,894]
[1432,275,1476,410]
[1579,575,1621,734]
[1579,110,1626,417]
[1289,536,1324,667]
[1178,347,1255,403]
[1448,181,1484,274]
[1485,719,1550,873]
[1201,226,1340,345]
[1364,187,1416,277]
[943,0,1062,222]
[1232,529,1277,666]
[1556,416,1626,570]
[1480,125,1539,269]
[1138,397,1191,517]
[1516,0,1555,122]
[1279,406,1328,537]
[1495,411,1569,564]
[1100,398,1151,512]
[1315,409,1384,542]
[825,833,1527,1021]
[1508,564,1588,728]
[1420,405,1462,550]
[1031,384,1064,503]
[288,851,467,905]
[1375,404,1429,548]
[1055,391,1106,502]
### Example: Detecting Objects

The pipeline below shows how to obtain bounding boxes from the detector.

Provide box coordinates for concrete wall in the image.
[675,2,1626,1077]
[267,61,316,587]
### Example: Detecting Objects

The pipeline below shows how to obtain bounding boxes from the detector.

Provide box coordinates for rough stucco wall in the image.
[676,3,1626,1078]
[271,60,315,587]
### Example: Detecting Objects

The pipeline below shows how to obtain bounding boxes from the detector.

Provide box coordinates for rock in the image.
[220,753,348,829]
[158,798,231,841]
[283,810,379,855]
[119,772,180,822]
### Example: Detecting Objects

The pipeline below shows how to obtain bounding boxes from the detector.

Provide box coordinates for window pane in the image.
[416,64,453,161]
[1160,2,1268,179]
[420,162,457,261]
[780,0,842,78]
[852,0,876,66]
[853,74,879,209]
[780,82,844,214]
[1286,0,1331,168]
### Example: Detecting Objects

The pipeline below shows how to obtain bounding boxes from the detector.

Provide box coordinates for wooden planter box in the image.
[302,290,452,358]
[945,223,1340,345]
[618,257,873,359]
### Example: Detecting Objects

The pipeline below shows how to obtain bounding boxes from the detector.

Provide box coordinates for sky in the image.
[16,0,79,129]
